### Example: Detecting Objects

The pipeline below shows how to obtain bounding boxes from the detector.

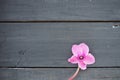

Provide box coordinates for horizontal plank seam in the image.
[0,20,120,23]
[0,66,120,69]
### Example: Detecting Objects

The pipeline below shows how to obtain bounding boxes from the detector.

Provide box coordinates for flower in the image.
[68,43,95,70]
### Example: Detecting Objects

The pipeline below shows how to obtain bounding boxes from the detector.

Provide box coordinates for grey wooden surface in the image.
[0,68,120,80]
[0,0,120,80]
[0,23,120,67]
[0,0,120,21]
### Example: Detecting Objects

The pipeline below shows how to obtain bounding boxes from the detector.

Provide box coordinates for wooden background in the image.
[0,0,120,80]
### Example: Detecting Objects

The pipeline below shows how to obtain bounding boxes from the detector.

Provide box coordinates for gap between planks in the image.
[0,66,120,69]
[0,20,120,23]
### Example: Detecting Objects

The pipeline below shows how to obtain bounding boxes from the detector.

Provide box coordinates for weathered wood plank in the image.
[0,23,120,67]
[0,68,120,80]
[0,0,120,21]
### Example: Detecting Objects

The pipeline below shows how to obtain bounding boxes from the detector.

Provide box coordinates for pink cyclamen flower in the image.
[68,43,95,70]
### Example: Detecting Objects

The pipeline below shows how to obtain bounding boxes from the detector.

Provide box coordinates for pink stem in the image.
[68,67,80,80]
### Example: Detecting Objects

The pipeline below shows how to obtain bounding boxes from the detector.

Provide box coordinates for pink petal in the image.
[84,53,95,64]
[79,43,89,56]
[72,44,83,56]
[78,61,87,70]
[68,56,78,64]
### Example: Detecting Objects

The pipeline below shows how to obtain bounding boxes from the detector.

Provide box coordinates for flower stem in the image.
[68,67,80,80]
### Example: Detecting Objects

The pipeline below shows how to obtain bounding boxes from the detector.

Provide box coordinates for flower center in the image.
[79,56,84,60]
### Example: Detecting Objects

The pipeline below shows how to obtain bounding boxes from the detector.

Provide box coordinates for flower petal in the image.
[68,56,78,64]
[78,61,87,70]
[84,53,95,64]
[79,43,89,56]
[72,44,83,56]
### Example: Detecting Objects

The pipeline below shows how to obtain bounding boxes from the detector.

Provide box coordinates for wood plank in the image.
[0,0,120,21]
[0,23,120,67]
[0,68,120,80]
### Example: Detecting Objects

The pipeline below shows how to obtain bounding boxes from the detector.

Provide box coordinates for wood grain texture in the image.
[0,23,120,67]
[0,0,120,21]
[0,68,120,80]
